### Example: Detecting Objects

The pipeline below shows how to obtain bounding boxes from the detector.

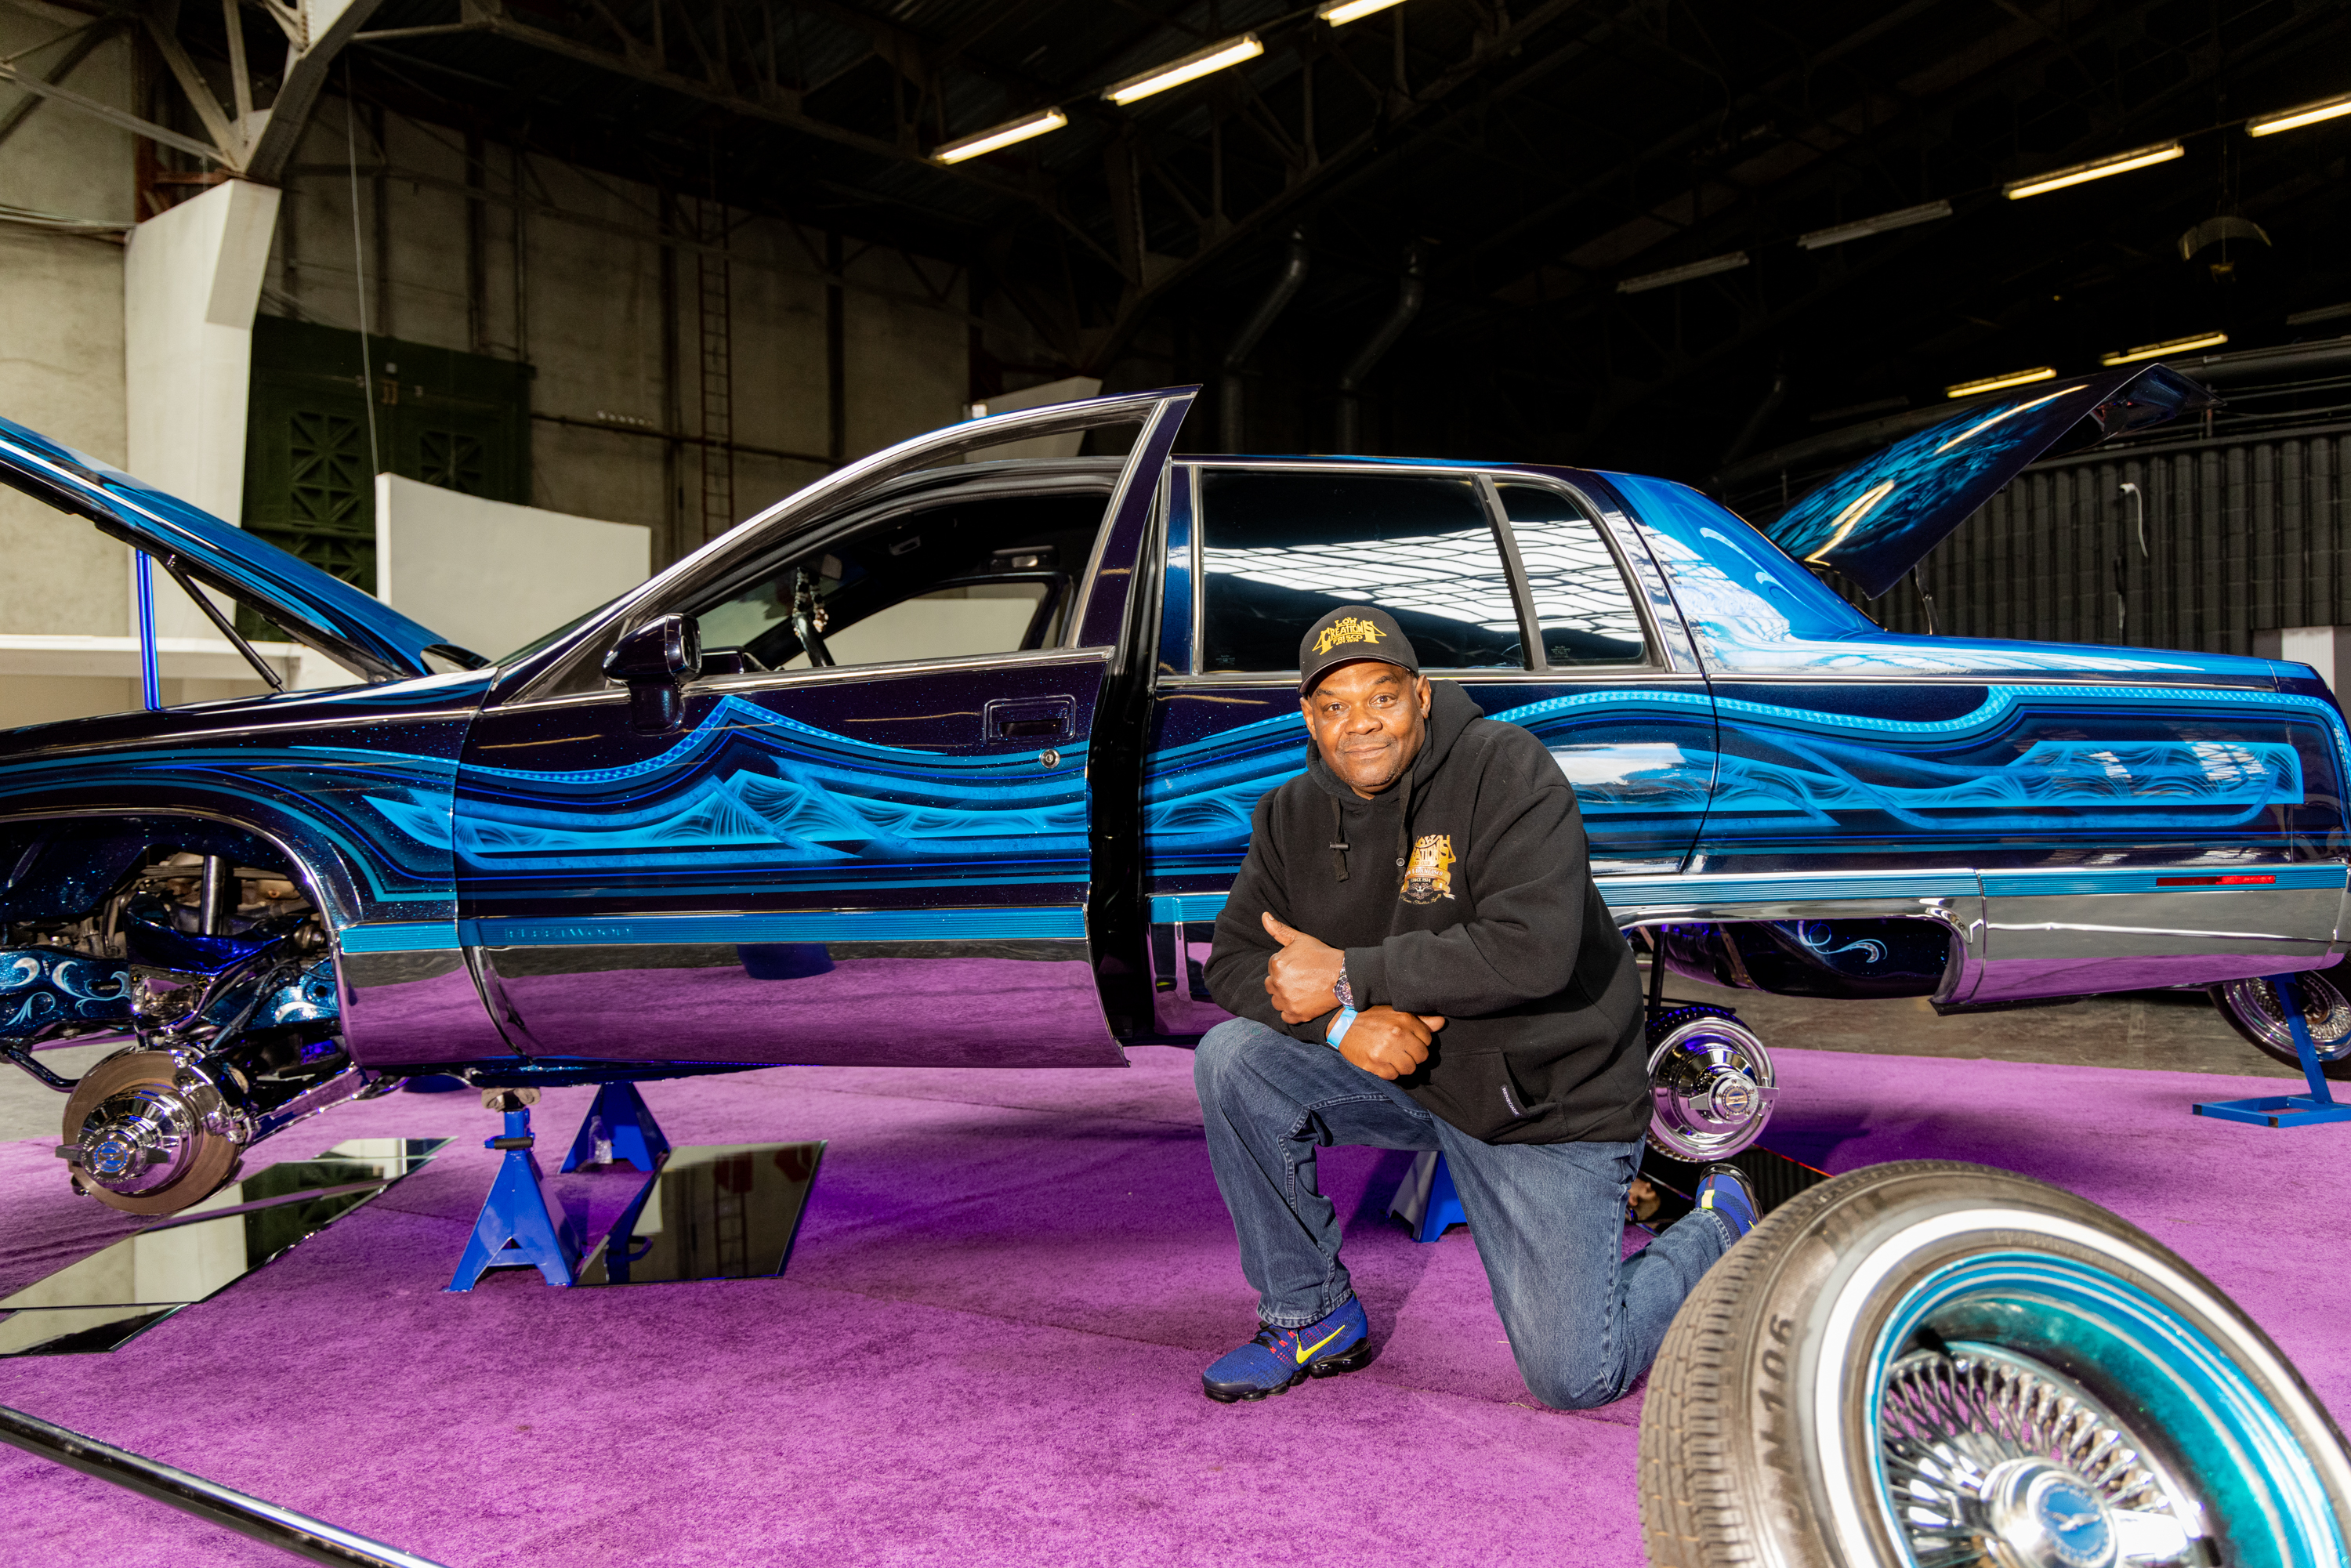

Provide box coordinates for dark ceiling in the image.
[182,0,2351,478]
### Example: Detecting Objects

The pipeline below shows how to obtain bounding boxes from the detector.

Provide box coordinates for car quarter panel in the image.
[1601,470,2351,1001]
[0,672,513,1066]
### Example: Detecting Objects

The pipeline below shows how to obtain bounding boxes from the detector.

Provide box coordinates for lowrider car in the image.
[1,367,2342,1217]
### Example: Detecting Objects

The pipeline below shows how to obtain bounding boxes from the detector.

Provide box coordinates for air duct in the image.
[1334,244,1427,453]
[1218,227,1311,453]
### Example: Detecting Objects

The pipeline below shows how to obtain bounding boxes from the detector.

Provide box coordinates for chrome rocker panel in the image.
[1604,865,2348,1006]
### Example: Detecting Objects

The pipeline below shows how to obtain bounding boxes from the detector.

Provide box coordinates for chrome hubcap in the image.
[1981,1459,2117,1568]
[1878,1346,2202,1567]
[1645,1013,1777,1161]
[72,1083,201,1196]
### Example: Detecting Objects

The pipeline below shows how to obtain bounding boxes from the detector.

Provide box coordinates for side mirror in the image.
[602,614,702,734]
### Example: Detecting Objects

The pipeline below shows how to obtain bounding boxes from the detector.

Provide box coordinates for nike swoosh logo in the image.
[1296,1324,1349,1364]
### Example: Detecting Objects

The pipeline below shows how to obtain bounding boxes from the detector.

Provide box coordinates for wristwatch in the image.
[1332,961,1356,1011]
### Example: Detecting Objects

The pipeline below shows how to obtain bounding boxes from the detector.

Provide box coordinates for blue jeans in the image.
[1194,1016,1731,1410]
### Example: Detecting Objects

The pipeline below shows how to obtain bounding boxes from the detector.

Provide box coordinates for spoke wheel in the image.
[2210,966,2351,1081]
[1639,1161,2351,1568]
[1879,1345,2202,1566]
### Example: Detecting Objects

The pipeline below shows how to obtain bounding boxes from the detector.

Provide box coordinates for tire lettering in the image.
[1757,1324,1795,1475]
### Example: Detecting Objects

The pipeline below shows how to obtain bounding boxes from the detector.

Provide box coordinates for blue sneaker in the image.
[1201,1297,1371,1403]
[1694,1162,1760,1243]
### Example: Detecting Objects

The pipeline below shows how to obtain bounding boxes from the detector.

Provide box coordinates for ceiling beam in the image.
[0,16,119,153]
[1076,0,1591,371]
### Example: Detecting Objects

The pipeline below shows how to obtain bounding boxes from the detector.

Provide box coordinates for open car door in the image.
[451,389,1195,1070]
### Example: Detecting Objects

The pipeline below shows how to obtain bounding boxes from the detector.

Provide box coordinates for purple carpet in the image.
[0,1045,2344,1566]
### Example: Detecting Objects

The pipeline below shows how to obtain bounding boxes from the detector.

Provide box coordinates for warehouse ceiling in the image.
[18,0,2351,479]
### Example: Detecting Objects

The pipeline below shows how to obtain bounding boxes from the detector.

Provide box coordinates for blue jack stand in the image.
[447,1091,583,1291]
[1387,1150,1469,1242]
[560,1081,672,1172]
[2195,972,2351,1128]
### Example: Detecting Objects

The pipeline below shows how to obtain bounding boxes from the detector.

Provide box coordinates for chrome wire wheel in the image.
[2212,969,2351,1081]
[1639,1162,2351,1568]
[1878,1345,2203,1566]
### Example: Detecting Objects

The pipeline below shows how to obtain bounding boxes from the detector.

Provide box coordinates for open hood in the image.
[0,414,465,683]
[1763,363,2217,599]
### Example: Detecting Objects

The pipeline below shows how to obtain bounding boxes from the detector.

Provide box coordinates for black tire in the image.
[1639,1161,2351,1568]
[2209,961,2351,1081]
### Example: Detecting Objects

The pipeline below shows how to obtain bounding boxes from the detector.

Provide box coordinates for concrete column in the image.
[122,177,281,638]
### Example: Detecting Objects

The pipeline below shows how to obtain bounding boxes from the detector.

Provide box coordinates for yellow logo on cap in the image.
[1313,616,1385,655]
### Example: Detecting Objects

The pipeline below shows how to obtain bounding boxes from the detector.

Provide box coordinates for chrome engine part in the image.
[58,1048,245,1215]
[1645,1005,1778,1162]
[3,835,366,1215]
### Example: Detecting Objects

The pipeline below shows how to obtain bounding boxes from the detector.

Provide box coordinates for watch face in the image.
[1334,967,1355,1009]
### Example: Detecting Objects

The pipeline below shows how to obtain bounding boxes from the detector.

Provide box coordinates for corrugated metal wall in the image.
[1857,420,2351,654]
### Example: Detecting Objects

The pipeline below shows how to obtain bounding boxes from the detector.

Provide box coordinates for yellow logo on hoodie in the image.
[1400,834,1455,904]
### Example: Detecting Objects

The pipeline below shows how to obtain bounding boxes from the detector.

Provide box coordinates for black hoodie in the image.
[1204,680,1650,1145]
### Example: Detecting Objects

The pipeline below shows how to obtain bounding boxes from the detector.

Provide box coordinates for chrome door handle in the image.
[984,696,1075,741]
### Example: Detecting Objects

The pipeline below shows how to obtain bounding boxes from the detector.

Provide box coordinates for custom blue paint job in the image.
[1608,472,2285,683]
[453,668,1103,920]
[1762,364,2213,599]
[0,414,458,682]
[0,672,492,933]
[0,949,130,1039]
[1688,680,2347,875]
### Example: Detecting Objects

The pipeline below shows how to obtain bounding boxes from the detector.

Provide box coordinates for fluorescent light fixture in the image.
[1798,199,1952,250]
[2003,140,2183,200]
[1103,34,1263,106]
[1617,252,1748,294]
[933,107,1067,165]
[2099,330,2228,366]
[2248,89,2351,137]
[1318,0,1407,22]
[1944,366,2057,399]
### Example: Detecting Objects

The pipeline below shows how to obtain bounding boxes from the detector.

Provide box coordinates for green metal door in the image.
[243,317,531,604]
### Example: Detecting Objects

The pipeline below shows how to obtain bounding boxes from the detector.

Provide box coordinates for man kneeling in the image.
[1194,605,1756,1408]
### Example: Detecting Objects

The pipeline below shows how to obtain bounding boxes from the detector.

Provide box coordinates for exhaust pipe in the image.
[1334,244,1426,453]
[1219,227,1311,453]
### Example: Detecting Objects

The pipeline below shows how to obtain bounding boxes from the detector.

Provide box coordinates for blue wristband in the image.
[1325,1006,1359,1048]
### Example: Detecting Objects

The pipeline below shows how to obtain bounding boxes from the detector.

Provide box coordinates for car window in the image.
[1493,483,1649,667]
[1197,469,1525,673]
[689,491,1103,672]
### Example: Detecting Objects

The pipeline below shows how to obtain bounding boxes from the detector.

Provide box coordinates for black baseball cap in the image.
[1299,604,1420,694]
